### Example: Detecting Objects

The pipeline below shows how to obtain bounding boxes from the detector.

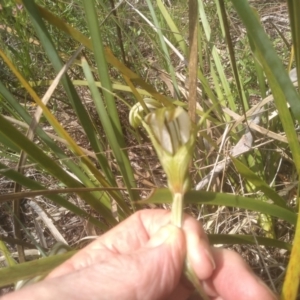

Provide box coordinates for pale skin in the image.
[3,210,278,300]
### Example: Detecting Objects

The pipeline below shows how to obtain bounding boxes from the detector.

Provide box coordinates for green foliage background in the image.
[0,0,299,298]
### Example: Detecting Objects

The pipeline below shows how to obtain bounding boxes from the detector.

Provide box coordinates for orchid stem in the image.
[171,192,210,300]
[171,192,184,228]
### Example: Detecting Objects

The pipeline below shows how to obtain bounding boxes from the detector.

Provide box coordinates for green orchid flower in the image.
[143,106,196,195]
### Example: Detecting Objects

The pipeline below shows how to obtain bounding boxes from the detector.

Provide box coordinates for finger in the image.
[88,209,211,256]
[43,224,189,300]
[203,248,278,300]
[47,210,171,278]
[182,217,216,280]
[88,209,174,252]
[48,209,214,280]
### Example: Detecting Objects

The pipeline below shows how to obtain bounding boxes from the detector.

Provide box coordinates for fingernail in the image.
[146,225,177,248]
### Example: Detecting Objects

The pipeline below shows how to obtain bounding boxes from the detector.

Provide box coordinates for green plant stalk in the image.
[171,193,184,228]
[171,192,209,300]
[184,260,209,300]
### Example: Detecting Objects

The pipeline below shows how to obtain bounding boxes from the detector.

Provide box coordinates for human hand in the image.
[3,209,278,300]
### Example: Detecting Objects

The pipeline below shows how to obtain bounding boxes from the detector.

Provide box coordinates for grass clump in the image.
[0,0,299,298]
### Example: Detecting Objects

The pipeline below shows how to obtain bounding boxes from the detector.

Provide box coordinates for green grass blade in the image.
[247,11,267,97]
[32,3,172,106]
[0,251,76,288]
[228,5,300,295]
[0,81,110,194]
[156,0,187,56]
[230,0,300,124]
[0,162,106,230]
[0,187,129,202]
[81,0,123,140]
[0,132,21,153]
[217,0,248,113]
[140,189,297,225]
[0,114,116,224]
[210,64,229,121]
[231,156,289,209]
[198,0,236,112]
[21,0,115,185]
[208,234,291,251]
[82,58,134,213]
[0,48,123,212]
[186,191,296,224]
[0,241,17,267]
[287,0,300,86]
[282,199,300,300]
[82,0,138,203]
[145,0,180,97]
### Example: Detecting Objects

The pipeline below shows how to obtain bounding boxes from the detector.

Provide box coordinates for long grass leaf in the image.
[81,1,138,203]
[156,0,187,56]
[230,0,300,124]
[198,0,236,111]
[0,114,116,224]
[217,0,248,113]
[282,206,300,300]
[0,49,124,211]
[81,1,123,140]
[0,81,110,193]
[82,58,134,213]
[140,189,297,225]
[145,0,180,97]
[0,241,17,267]
[28,3,172,106]
[231,156,289,209]
[208,234,291,250]
[0,162,106,229]
[0,251,76,288]
[21,0,117,187]
[229,5,300,296]
[287,0,300,86]
[188,0,198,123]
[0,187,135,202]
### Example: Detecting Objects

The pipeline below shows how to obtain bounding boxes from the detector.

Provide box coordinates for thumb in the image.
[131,224,187,300]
